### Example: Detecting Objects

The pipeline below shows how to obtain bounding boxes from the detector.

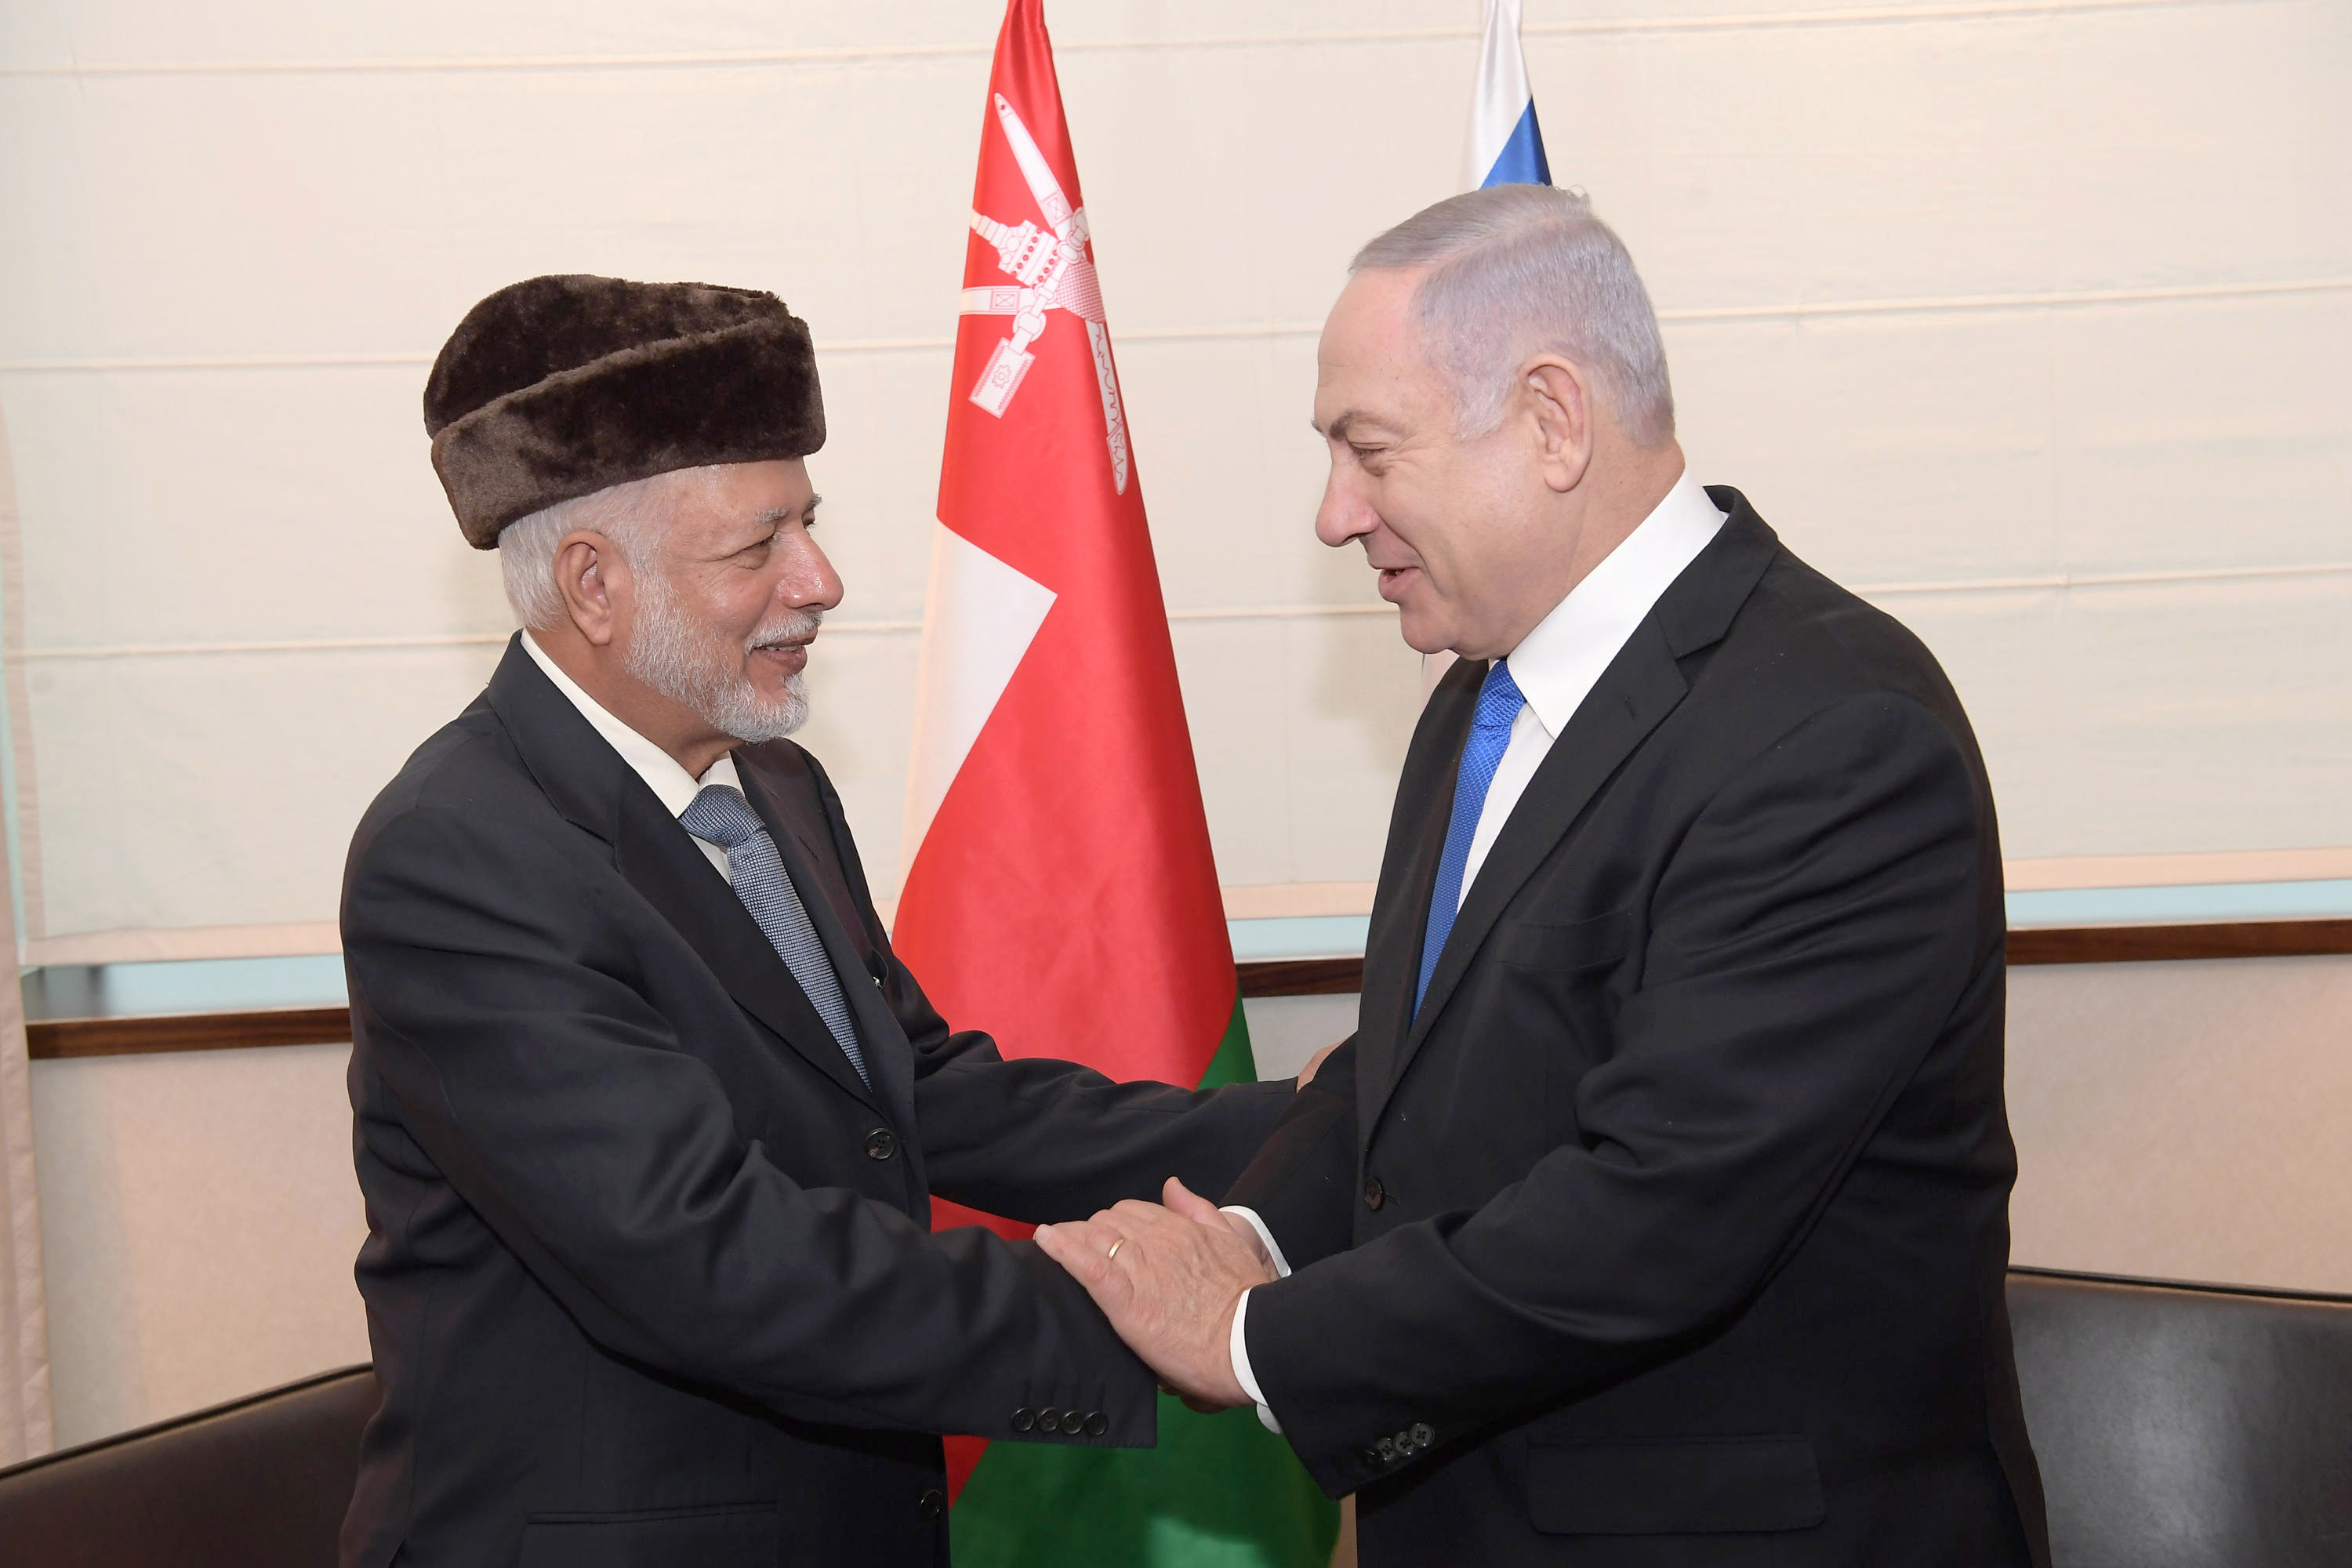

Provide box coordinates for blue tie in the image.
[681,784,872,1089]
[1414,660,1526,1016]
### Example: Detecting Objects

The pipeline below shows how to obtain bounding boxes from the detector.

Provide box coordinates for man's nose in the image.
[1315,470,1377,548]
[783,535,845,612]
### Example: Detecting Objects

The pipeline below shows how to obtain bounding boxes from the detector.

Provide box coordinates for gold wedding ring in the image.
[1105,1239,1125,1261]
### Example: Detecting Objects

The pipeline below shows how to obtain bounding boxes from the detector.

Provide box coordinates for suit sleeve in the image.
[1219,1035,1362,1272]
[1245,693,1990,1495]
[894,984,1294,1223]
[795,750,1297,1222]
[344,803,1163,1446]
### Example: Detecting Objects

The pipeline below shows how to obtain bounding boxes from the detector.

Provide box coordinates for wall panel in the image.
[2,0,2345,939]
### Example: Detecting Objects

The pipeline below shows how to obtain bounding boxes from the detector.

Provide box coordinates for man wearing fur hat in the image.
[338,277,1296,1568]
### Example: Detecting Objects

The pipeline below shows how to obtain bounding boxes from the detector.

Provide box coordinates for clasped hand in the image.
[1034,1177,1275,1410]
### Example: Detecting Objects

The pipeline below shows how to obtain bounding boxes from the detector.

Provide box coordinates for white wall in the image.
[2,0,2347,964]
[2005,955,2352,1290]
[28,1040,365,1449]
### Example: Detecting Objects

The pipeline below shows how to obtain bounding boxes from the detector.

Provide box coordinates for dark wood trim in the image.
[1236,957,1366,998]
[2005,918,2352,965]
[1236,917,2352,997]
[2007,1263,2352,1305]
[26,1007,352,1060]
[21,920,2352,1058]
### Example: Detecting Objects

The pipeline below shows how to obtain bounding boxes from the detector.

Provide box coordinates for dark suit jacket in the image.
[339,637,1290,1568]
[1228,491,2050,1567]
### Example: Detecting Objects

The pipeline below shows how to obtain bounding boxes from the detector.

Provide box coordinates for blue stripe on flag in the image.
[1480,100,1552,187]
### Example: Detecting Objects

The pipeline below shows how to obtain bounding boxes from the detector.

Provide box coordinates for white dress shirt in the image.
[1224,470,1727,1432]
[521,630,742,880]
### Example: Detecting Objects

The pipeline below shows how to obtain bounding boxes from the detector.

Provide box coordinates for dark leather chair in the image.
[2009,1266,2352,1567]
[0,1364,376,1568]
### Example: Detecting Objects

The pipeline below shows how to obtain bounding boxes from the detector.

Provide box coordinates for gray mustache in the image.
[746,608,823,652]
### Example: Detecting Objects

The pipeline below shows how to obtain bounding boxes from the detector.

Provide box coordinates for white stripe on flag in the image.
[900,521,1058,859]
[1461,0,1548,191]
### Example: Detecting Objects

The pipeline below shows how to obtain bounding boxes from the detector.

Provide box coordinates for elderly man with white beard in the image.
[336,276,1297,1568]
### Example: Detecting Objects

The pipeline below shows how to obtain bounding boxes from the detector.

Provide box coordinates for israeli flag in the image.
[1461,0,1551,191]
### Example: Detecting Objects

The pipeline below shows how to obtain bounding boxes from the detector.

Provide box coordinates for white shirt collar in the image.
[520,630,741,818]
[1503,469,1727,737]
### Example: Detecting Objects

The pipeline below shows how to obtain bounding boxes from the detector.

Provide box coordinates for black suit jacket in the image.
[339,637,1290,1568]
[1229,492,2050,1567]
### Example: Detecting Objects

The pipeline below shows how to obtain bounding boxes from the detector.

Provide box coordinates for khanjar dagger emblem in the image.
[964,93,1131,495]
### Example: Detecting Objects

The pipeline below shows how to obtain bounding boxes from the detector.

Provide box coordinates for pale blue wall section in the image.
[23,882,2352,1019]
[2005,881,2352,927]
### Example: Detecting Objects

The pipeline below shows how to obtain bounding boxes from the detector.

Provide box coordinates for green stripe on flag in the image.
[1196,992,1260,1091]
[951,994,1338,1566]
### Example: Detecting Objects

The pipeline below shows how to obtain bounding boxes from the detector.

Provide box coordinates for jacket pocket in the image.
[519,1502,778,1568]
[1490,908,1635,973]
[1528,1435,1824,1535]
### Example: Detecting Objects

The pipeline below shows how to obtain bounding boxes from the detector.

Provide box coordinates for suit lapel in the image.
[1364,496,1782,1128]
[739,768,920,1134]
[612,790,883,1112]
[485,635,882,1113]
[1352,662,1479,1116]
[1381,620,1689,1102]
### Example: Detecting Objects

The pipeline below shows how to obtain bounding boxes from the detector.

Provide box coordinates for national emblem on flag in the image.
[892,2,1339,1563]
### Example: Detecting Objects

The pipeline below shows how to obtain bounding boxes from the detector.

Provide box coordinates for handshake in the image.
[1033,1176,1275,1413]
[1031,1036,1336,1412]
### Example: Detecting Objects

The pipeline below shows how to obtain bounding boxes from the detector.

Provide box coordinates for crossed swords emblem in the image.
[962,94,1132,495]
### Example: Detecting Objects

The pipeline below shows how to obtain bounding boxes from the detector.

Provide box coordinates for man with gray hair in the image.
[1036,187,2051,1564]
[339,276,1298,1567]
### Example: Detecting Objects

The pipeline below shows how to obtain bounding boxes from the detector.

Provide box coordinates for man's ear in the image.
[554,532,623,648]
[1523,358,1594,495]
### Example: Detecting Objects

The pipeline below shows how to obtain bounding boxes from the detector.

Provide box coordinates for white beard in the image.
[624,572,815,743]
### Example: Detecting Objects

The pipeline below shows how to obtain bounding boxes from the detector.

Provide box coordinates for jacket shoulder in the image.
[1724,546,1974,731]
[344,693,551,878]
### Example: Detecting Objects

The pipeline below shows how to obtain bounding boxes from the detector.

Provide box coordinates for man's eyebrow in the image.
[752,493,821,526]
[1319,413,1387,445]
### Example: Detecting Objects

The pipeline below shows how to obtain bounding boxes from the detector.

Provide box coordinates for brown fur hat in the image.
[424,275,825,548]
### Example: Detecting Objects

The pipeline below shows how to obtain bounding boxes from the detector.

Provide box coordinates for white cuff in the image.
[1229,1287,1282,1434]
[1220,1205,1292,1278]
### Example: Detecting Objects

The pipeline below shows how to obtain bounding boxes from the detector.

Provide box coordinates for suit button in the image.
[1362,1176,1385,1210]
[1010,1408,1036,1432]
[1375,1436,1397,1462]
[1083,1411,1109,1437]
[865,1128,897,1160]
[1410,1421,1435,1449]
[1356,1447,1381,1468]
[916,1488,946,1519]
[1038,1407,1062,1433]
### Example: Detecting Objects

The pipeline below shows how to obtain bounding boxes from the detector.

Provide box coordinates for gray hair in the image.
[1352,185,1675,447]
[497,466,720,628]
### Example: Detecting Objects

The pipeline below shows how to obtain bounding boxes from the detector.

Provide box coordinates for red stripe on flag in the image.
[898,0,1243,1506]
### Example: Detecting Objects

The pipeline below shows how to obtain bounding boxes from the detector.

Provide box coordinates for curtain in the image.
[0,406,53,1464]
[0,909,49,1466]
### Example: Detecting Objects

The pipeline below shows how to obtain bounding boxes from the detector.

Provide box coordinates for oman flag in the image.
[892,3,1337,1564]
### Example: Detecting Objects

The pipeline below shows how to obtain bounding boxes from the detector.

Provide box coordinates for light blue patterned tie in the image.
[681,784,871,1088]
[1414,659,1526,1016]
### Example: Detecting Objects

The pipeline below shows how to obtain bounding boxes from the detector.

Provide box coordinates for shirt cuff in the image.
[1220,1205,1292,1278]
[1229,1287,1282,1435]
